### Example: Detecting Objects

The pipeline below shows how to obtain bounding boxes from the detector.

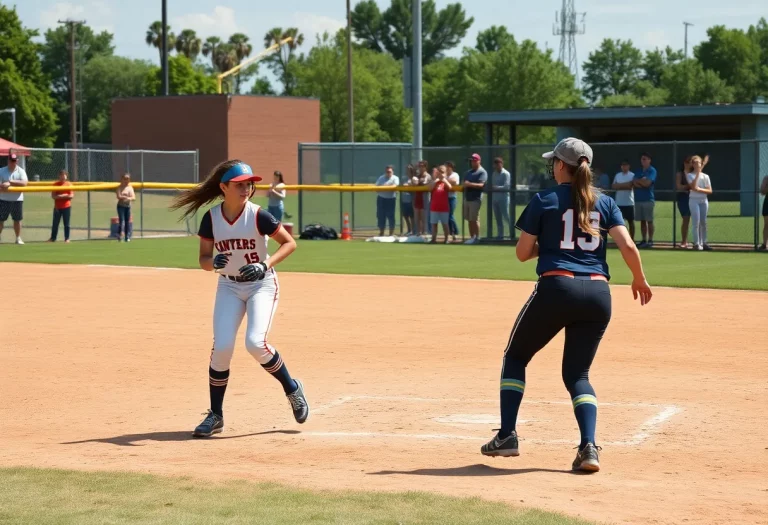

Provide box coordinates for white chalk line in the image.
[307,395,683,447]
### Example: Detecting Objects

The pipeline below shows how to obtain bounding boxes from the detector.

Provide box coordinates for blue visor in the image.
[221,163,261,183]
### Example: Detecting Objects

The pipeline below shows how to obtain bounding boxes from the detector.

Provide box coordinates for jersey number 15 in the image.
[560,209,600,252]
[244,252,261,264]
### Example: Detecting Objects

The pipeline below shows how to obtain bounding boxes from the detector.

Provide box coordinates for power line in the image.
[553,0,586,88]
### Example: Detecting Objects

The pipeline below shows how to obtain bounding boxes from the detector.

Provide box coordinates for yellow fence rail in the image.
[12,183,462,193]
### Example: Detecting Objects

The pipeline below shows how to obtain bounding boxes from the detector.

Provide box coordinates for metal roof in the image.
[469,103,768,124]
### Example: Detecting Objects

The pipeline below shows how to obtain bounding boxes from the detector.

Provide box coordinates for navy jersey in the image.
[515,183,625,279]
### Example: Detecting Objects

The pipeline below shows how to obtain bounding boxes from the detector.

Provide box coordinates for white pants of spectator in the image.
[690,199,709,247]
[492,196,511,239]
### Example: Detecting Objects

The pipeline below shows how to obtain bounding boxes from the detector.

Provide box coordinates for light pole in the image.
[0,108,15,144]
[346,0,354,142]
[684,21,693,58]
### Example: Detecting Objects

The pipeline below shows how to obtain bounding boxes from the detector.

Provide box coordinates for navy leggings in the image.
[117,205,131,239]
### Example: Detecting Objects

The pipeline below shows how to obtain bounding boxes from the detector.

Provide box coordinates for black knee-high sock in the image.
[209,367,229,417]
[568,380,597,449]
[499,358,526,439]
[262,352,298,394]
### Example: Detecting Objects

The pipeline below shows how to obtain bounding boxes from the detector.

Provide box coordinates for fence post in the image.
[672,141,677,247]
[755,140,760,250]
[140,150,144,239]
[350,144,356,233]
[86,149,92,240]
[338,148,344,233]
[297,143,303,232]
[509,125,517,241]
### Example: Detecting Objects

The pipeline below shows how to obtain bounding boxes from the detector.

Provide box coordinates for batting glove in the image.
[239,262,268,282]
[212,253,230,270]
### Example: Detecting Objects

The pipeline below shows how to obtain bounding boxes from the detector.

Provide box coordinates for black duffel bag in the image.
[299,224,339,240]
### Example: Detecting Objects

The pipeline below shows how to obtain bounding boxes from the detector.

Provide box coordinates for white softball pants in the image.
[689,199,709,247]
[209,274,280,372]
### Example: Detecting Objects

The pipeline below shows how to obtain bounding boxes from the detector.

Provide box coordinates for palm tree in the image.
[145,21,176,64]
[264,27,305,95]
[228,33,253,93]
[175,29,202,61]
[202,36,222,71]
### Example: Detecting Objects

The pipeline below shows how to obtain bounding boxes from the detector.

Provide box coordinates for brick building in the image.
[111,94,320,184]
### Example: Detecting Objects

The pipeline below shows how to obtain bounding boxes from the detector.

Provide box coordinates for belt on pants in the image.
[222,275,250,283]
[541,270,608,282]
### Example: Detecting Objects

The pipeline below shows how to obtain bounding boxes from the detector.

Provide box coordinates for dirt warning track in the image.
[1,263,766,525]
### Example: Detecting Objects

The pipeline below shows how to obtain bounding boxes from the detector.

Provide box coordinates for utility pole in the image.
[162,0,169,95]
[346,0,354,142]
[683,22,694,58]
[553,0,586,88]
[412,0,422,159]
[58,19,85,181]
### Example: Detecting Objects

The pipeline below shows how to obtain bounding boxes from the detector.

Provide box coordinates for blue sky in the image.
[18,0,768,90]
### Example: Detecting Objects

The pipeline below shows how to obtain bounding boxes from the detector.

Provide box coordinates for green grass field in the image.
[1,235,766,290]
[0,468,592,525]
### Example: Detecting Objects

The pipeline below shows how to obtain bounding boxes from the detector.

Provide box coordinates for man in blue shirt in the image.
[633,153,656,248]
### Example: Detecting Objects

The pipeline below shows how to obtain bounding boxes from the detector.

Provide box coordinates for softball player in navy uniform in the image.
[171,159,309,437]
[480,138,652,472]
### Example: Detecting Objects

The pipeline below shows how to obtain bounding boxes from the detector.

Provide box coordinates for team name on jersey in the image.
[215,238,258,252]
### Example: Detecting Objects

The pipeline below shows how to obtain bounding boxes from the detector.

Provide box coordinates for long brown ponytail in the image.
[170,159,244,220]
[570,158,599,237]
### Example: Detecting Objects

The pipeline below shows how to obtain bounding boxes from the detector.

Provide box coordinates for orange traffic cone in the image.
[341,212,352,240]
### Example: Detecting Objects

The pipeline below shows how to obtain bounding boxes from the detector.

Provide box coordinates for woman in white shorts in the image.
[686,155,713,251]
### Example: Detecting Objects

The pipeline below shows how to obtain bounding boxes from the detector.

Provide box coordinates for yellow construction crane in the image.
[217,36,294,94]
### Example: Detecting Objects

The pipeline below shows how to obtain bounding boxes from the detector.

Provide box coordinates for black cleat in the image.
[286,379,309,424]
[193,410,223,438]
[572,443,601,472]
[481,430,520,457]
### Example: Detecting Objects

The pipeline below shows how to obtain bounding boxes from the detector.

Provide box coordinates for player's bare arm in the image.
[198,238,216,271]
[264,226,296,269]
[608,224,652,305]
[515,231,539,262]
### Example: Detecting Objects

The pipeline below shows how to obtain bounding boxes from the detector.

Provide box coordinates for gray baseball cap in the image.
[542,137,593,167]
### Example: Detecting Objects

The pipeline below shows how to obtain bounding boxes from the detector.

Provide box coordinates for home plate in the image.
[433,414,540,425]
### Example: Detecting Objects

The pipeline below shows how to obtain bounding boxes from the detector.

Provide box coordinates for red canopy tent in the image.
[0,138,31,156]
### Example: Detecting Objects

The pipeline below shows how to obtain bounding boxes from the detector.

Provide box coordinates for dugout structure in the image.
[469,103,768,218]
[111,94,320,184]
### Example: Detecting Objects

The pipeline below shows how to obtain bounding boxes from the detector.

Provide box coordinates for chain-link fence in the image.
[10,148,198,243]
[297,139,768,249]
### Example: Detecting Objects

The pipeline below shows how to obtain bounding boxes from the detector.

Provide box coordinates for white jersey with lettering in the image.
[197,201,283,369]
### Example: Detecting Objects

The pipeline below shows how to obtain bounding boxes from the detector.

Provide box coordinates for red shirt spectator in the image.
[53,179,73,209]
[430,180,450,212]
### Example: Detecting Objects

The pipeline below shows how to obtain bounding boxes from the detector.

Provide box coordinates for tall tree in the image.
[82,56,152,143]
[351,0,474,64]
[145,21,176,64]
[661,59,734,105]
[642,46,684,87]
[582,38,643,102]
[145,55,217,96]
[263,27,304,95]
[228,33,253,94]
[202,36,222,71]
[40,23,113,146]
[0,6,57,146]
[175,29,202,61]
[475,25,514,53]
[695,25,763,102]
[423,57,463,146]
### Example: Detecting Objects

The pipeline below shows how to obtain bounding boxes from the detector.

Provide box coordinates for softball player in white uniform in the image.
[170,159,309,437]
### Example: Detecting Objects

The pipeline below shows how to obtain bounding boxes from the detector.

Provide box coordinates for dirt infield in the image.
[2,263,766,525]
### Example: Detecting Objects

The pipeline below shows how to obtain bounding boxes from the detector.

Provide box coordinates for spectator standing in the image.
[49,169,74,242]
[491,157,511,240]
[0,151,28,244]
[400,164,415,235]
[463,153,488,244]
[412,161,431,236]
[760,174,768,251]
[633,153,657,248]
[375,165,399,236]
[675,157,693,248]
[115,173,136,242]
[594,168,611,190]
[686,155,713,251]
[445,161,460,241]
[267,170,287,221]
[611,160,635,240]
[429,165,452,243]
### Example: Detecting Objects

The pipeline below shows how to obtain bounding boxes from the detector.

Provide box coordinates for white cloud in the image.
[39,2,114,34]
[293,12,346,42]
[172,6,244,40]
